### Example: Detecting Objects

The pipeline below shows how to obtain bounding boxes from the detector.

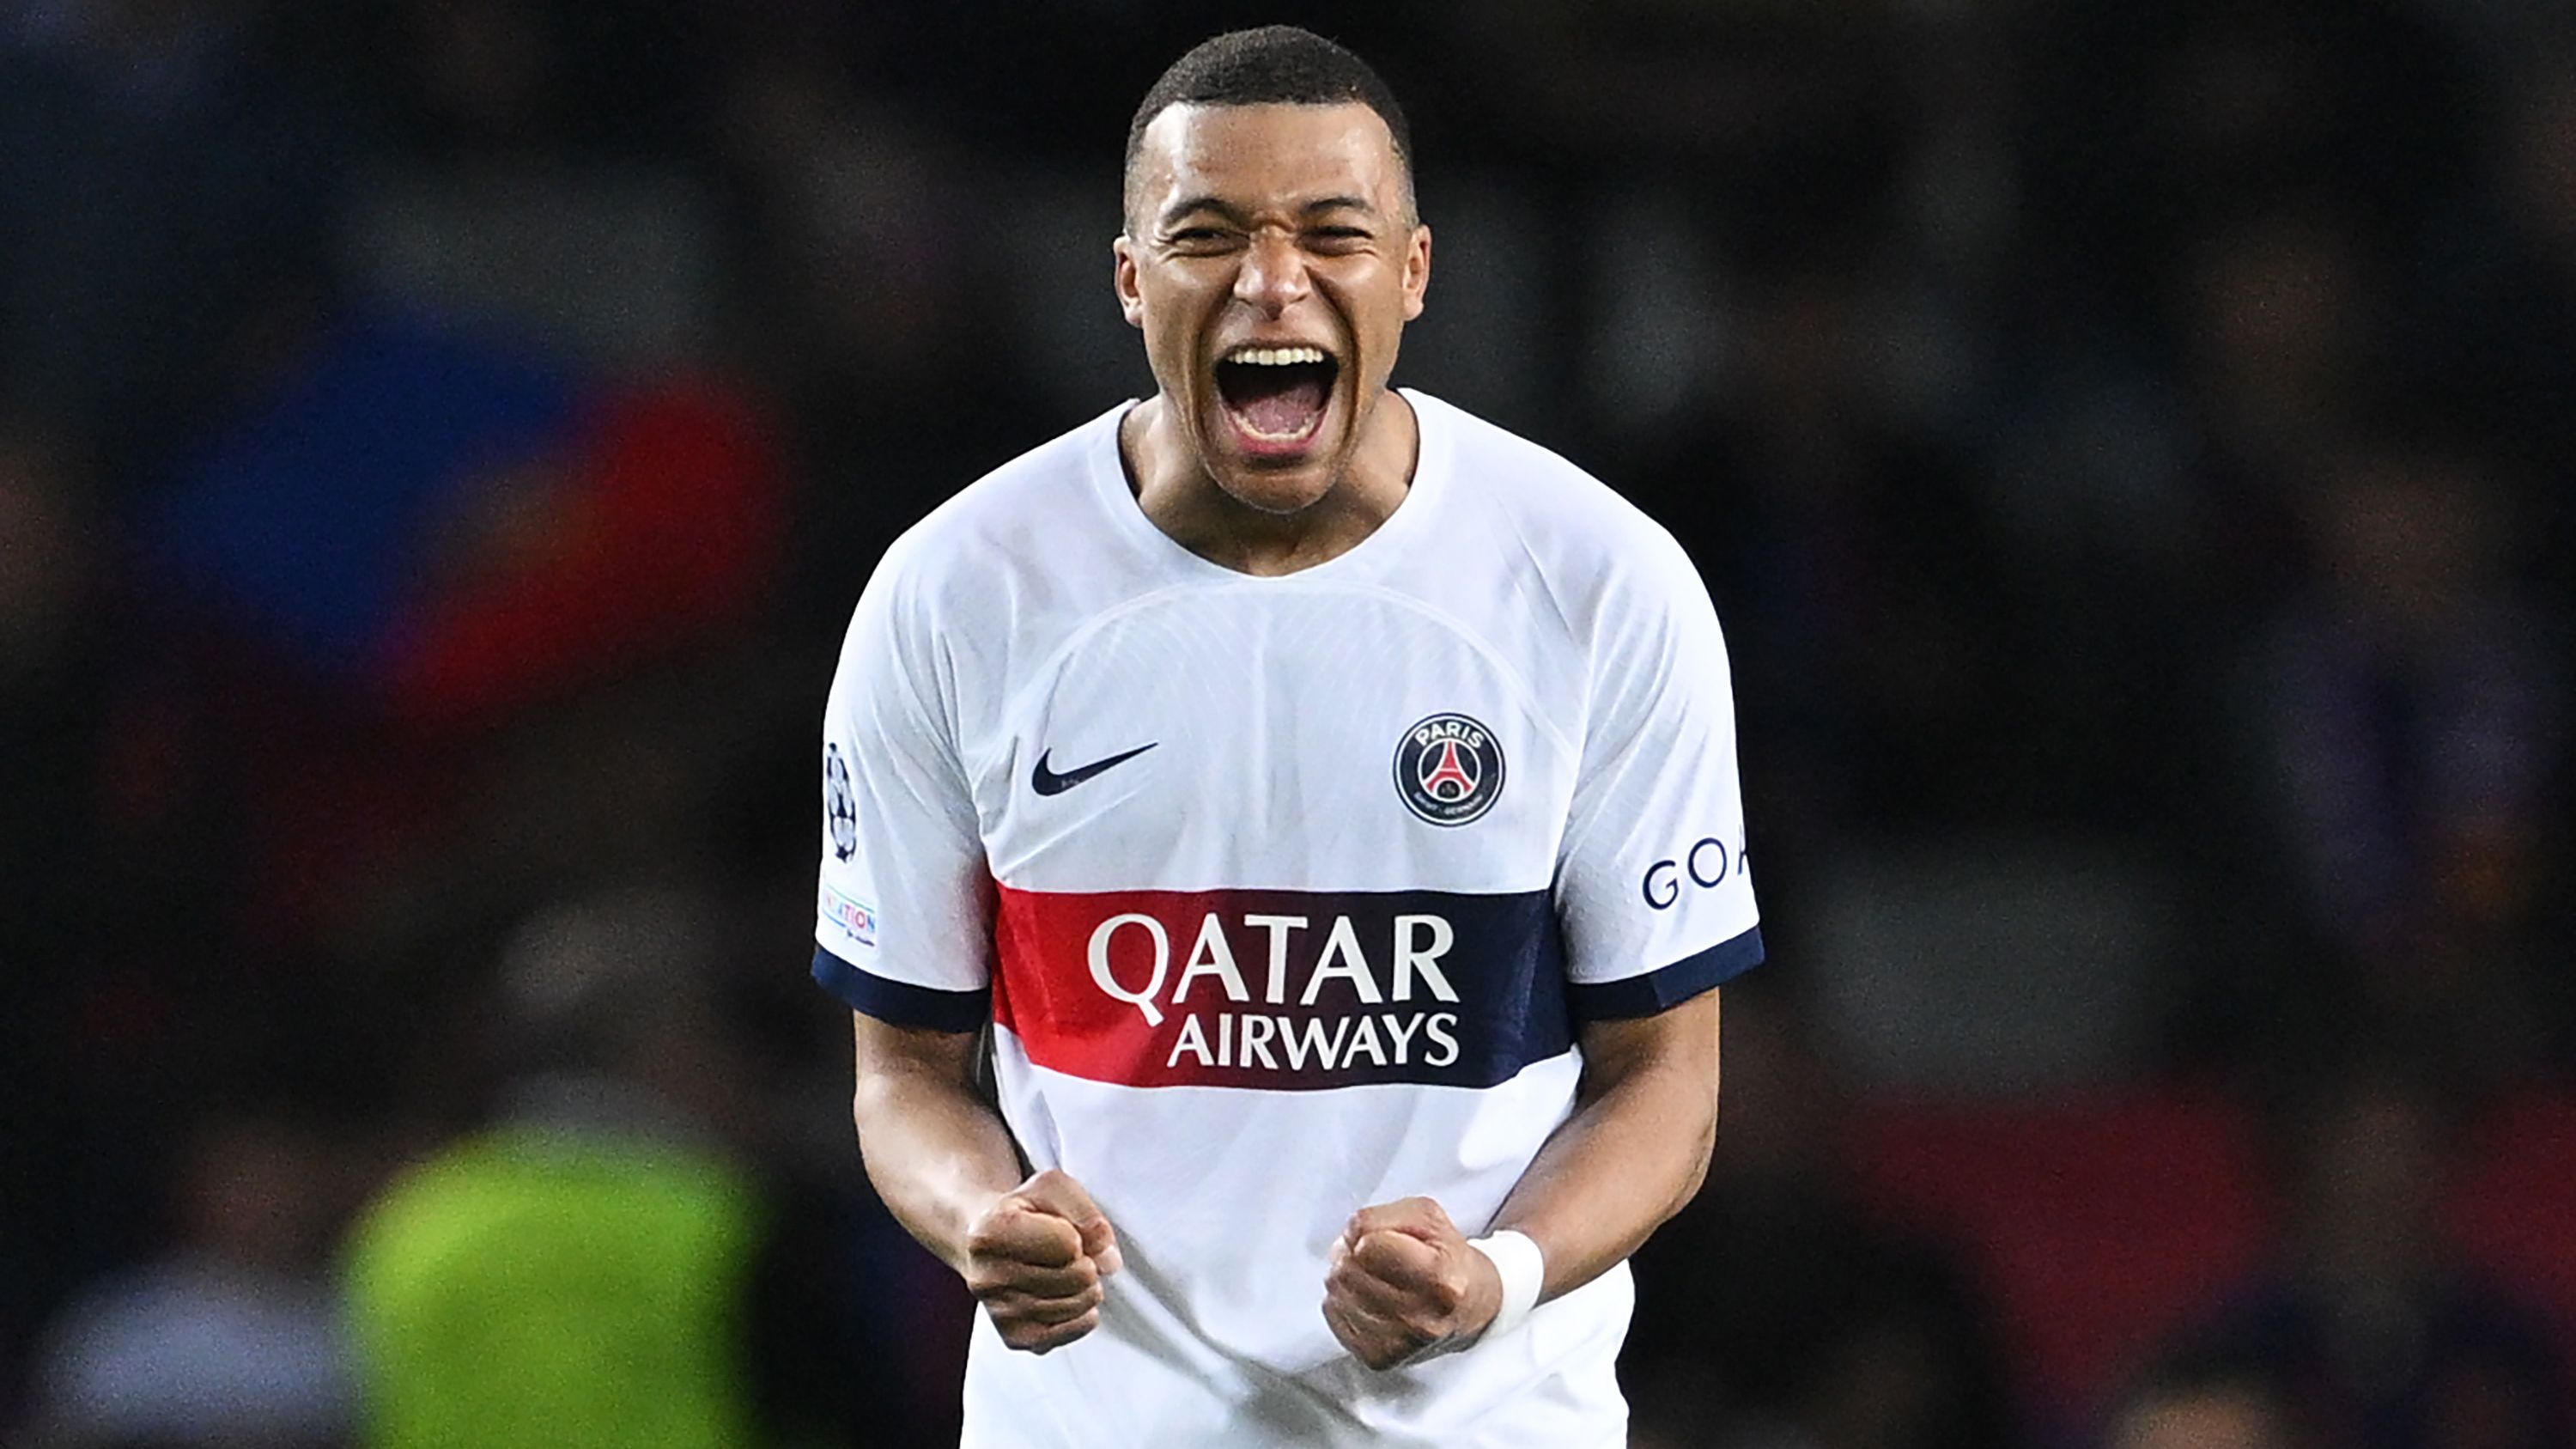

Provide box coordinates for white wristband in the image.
[1467,1230,1545,1341]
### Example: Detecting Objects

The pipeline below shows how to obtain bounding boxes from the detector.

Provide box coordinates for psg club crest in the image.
[824,744,858,861]
[1393,713,1505,826]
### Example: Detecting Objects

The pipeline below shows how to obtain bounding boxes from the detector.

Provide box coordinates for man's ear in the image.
[1114,235,1145,328]
[1401,224,1432,322]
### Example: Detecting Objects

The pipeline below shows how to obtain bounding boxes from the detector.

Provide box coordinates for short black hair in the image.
[1123,25,1415,226]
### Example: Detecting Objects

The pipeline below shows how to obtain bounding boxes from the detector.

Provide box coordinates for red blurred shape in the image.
[381,376,781,730]
[1843,1088,2270,1425]
[2445,1091,2576,1379]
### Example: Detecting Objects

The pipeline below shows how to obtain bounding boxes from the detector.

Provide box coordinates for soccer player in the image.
[814,25,1762,1447]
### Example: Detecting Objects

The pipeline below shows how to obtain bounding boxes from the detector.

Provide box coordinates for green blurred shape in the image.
[346,1125,760,1449]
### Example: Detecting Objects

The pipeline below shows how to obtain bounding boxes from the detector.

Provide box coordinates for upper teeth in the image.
[1229,345,1327,366]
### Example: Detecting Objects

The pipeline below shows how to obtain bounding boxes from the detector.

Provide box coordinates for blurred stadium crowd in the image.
[3,0,2573,1446]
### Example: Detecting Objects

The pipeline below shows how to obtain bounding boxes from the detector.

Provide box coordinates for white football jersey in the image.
[815,390,1761,1448]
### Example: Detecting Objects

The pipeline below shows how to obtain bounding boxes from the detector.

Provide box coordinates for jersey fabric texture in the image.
[813,390,1762,1448]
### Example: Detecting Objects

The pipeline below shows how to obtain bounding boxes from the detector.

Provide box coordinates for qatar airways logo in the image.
[990,886,1571,1091]
[1086,911,1464,1072]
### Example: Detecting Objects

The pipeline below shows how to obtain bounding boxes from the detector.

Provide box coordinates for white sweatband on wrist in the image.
[1467,1229,1545,1341]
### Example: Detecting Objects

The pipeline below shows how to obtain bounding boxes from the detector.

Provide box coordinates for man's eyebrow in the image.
[1157,194,1382,228]
[1158,196,1246,228]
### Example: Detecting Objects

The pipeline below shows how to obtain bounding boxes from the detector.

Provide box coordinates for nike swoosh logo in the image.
[1031,742,1158,796]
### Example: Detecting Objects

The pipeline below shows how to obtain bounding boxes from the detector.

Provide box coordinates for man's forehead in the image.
[1133,101,1403,207]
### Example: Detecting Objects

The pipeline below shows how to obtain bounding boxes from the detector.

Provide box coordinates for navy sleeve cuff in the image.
[812,947,990,1032]
[1568,925,1764,1021]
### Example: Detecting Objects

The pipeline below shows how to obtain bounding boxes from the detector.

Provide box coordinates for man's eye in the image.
[1308,228,1371,249]
[1167,228,1235,247]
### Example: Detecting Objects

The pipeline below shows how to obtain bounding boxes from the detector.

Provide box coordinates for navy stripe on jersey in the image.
[1566,924,1764,1020]
[991,885,1575,1091]
[814,948,989,1032]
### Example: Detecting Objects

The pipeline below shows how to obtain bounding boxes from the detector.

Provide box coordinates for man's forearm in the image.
[850,1016,1026,1271]
[1487,990,1722,1300]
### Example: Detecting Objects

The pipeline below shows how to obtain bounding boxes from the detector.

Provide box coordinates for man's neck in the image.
[1120,390,1418,577]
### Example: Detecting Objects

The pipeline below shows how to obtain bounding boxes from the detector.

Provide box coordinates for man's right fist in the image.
[961,1167,1123,1354]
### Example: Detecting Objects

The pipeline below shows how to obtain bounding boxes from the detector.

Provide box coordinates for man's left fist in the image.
[1321,1196,1504,1370]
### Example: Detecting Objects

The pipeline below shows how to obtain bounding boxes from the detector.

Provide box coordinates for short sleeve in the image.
[1552,531,1763,1020]
[814,549,994,1031]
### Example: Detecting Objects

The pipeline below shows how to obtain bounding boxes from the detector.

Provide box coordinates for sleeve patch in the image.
[818,882,878,947]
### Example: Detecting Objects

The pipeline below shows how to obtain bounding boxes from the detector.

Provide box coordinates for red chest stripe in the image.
[991,885,1573,1090]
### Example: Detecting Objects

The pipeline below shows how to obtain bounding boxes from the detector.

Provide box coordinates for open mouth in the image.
[1214,345,1339,447]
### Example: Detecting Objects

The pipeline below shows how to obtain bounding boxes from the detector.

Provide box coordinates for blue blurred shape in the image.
[151,313,576,673]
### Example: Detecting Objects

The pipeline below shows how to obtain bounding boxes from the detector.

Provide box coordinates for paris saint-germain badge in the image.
[1393,713,1505,825]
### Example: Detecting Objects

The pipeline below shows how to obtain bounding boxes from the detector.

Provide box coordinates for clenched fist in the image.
[962,1168,1124,1354]
[1321,1197,1504,1370]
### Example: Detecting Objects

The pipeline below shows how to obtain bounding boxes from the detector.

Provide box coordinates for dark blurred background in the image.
[3,1,2573,1446]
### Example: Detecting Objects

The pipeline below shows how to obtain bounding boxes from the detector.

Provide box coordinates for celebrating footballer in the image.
[813,25,1763,1448]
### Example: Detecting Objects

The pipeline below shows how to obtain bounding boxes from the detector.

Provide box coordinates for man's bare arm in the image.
[1322,989,1720,1367]
[1492,987,1722,1288]
[852,1014,1122,1352]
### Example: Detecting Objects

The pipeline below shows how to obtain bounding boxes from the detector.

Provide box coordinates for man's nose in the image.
[1233,232,1312,314]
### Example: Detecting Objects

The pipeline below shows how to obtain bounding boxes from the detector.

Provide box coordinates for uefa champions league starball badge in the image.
[824,743,858,861]
[1393,713,1505,825]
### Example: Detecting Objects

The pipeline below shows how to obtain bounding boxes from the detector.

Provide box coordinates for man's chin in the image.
[1212,461,1338,516]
